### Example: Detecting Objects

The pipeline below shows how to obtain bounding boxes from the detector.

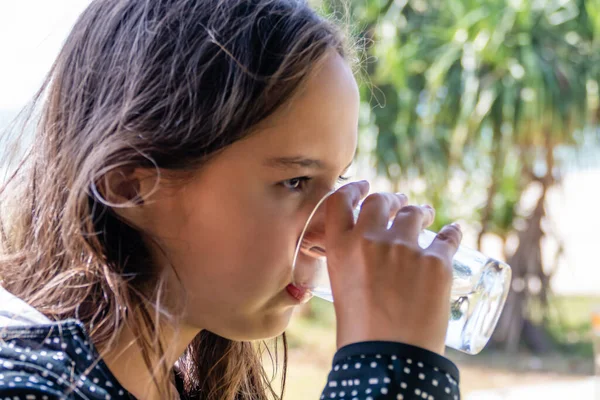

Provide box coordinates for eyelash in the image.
[281,175,350,192]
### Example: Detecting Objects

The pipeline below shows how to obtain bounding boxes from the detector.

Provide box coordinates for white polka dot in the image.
[90,386,96,392]
[418,362,424,368]
[365,388,371,394]
[40,351,47,356]
[2,362,13,369]
[368,378,378,385]
[381,388,388,394]
[355,363,361,369]
[341,380,347,386]
[404,367,410,374]
[118,390,124,396]
[422,392,428,398]
[75,348,82,354]
[339,391,345,397]
[26,395,36,400]
[419,373,425,380]
[400,382,407,389]
[415,389,421,395]
[334,365,340,371]
[93,378,99,384]
[61,343,67,349]
[14,377,22,382]
[445,388,451,393]
[388,364,394,370]
[329,381,337,387]
[375,354,381,359]
[105,395,111,400]
[432,378,438,386]
[329,392,336,398]
[397,395,404,400]
[366,397,373,400]
[351,390,357,396]
[406,359,412,364]
[354,379,360,385]
[19,355,26,361]
[53,338,60,344]
[370,362,377,368]
[428,396,434,400]
[45,363,53,370]
[383,377,391,383]
[391,355,397,360]
[31,355,38,360]
[106,381,114,387]
[342,364,348,370]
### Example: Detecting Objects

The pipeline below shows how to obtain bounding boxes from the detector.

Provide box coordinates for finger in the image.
[355,192,408,232]
[389,204,436,244]
[426,223,463,264]
[325,181,370,237]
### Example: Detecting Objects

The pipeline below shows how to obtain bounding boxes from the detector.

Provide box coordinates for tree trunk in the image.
[491,132,556,353]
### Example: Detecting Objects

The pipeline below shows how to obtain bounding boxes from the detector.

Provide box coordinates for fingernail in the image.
[421,204,433,210]
[395,192,407,198]
[451,222,462,230]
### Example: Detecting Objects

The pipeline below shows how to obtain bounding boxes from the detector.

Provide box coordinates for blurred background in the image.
[1,0,599,398]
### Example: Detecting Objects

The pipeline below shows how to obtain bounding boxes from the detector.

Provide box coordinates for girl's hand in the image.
[325,181,462,355]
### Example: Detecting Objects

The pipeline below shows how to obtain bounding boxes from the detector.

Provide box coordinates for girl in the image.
[0,0,463,399]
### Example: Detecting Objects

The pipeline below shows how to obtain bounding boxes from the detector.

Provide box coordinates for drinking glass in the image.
[292,191,511,355]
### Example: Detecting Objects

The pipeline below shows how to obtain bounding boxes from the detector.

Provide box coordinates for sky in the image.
[0,1,91,109]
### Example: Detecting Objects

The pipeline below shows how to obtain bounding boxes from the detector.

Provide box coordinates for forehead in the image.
[236,52,360,169]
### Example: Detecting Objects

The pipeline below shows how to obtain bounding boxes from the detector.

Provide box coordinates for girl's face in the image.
[138,52,358,340]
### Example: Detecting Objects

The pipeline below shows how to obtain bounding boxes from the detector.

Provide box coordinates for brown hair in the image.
[0,0,352,398]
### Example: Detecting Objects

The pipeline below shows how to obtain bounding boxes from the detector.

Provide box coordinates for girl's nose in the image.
[298,202,327,259]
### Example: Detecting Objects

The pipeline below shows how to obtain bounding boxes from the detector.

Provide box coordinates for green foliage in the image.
[328,0,600,233]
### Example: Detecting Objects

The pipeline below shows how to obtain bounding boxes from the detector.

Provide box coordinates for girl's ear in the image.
[96,167,160,224]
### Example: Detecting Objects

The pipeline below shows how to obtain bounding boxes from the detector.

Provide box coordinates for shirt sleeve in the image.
[320,341,460,400]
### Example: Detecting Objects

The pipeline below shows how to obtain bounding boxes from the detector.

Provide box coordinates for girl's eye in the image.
[281,175,351,192]
[282,177,312,191]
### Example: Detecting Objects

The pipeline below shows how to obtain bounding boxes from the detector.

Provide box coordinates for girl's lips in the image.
[286,283,312,303]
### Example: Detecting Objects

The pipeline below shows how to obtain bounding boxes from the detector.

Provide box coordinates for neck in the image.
[100,319,201,400]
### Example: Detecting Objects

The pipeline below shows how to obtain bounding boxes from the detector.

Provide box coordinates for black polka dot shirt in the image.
[0,320,460,399]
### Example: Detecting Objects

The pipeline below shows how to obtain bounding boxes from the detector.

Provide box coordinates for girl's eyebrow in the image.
[264,156,325,170]
[264,156,353,172]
